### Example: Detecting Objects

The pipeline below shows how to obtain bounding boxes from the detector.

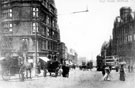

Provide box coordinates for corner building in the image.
[0,0,60,60]
[112,7,135,65]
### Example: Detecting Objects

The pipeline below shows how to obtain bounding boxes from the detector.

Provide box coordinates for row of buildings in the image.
[101,7,135,66]
[0,0,78,66]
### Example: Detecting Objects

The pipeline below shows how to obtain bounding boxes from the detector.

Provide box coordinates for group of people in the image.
[102,64,126,81]
[128,65,134,72]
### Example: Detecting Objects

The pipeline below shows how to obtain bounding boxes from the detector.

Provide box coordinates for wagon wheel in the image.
[2,69,11,81]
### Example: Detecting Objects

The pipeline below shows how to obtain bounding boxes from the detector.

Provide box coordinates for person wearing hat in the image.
[119,64,126,81]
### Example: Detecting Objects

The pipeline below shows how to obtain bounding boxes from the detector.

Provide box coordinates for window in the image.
[47,27,49,37]
[8,9,13,18]
[9,9,12,18]
[32,23,38,32]
[43,27,46,35]
[46,16,49,24]
[42,40,45,49]
[33,7,38,17]
[128,35,132,42]
[41,40,47,50]
[52,20,55,27]
[9,23,12,32]
[2,9,12,18]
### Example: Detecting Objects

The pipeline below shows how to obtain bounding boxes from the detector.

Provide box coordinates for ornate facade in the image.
[0,0,60,61]
[112,7,135,65]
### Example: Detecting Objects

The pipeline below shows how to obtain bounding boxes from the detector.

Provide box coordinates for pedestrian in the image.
[62,61,70,78]
[119,64,125,81]
[103,66,111,81]
[116,65,119,72]
[102,65,105,76]
[128,65,130,72]
[131,66,133,72]
[37,61,41,74]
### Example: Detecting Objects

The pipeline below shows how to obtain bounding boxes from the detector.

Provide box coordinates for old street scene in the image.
[0,0,135,88]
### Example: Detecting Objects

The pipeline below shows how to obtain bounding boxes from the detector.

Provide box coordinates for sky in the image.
[55,0,135,60]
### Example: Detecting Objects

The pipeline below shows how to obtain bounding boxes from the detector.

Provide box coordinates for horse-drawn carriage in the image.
[38,58,62,77]
[0,56,31,81]
[46,60,61,76]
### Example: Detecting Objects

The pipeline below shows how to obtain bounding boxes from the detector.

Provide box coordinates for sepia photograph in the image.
[0,0,135,88]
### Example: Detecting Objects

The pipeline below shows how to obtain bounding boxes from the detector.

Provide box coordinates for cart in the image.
[37,58,62,77]
[43,60,61,77]
[0,57,24,81]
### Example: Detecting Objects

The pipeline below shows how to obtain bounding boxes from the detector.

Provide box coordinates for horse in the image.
[37,58,48,77]
[19,57,33,80]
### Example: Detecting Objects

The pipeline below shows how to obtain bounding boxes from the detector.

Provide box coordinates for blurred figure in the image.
[102,65,106,76]
[131,66,134,72]
[128,65,131,72]
[62,61,70,78]
[119,64,125,81]
[116,65,119,72]
[37,61,41,74]
[103,66,111,81]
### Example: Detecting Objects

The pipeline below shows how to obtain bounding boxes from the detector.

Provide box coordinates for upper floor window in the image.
[2,9,12,18]
[52,20,55,27]
[46,16,49,24]
[128,35,132,42]
[9,9,12,18]
[32,23,38,33]
[47,27,49,37]
[9,23,13,32]
[33,8,38,17]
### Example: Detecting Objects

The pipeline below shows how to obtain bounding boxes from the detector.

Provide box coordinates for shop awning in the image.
[39,57,49,62]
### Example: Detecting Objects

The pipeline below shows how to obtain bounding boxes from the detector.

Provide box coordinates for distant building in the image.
[77,57,86,65]
[59,42,67,63]
[67,49,78,65]
[112,7,135,65]
[0,0,60,61]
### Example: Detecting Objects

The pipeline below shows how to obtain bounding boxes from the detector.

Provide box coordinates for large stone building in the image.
[112,7,135,65]
[58,42,68,63]
[0,0,60,62]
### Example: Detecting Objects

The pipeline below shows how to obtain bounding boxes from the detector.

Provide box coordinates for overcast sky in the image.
[55,0,135,60]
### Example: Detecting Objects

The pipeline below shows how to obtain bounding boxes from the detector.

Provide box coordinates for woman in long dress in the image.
[103,66,111,81]
[119,64,125,81]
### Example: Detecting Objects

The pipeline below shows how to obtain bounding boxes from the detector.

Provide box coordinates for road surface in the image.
[0,68,134,88]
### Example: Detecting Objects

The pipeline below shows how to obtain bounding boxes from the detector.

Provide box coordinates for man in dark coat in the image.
[102,65,106,76]
[62,61,70,77]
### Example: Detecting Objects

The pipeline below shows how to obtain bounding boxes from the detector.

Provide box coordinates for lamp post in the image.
[33,22,38,76]
[35,25,37,76]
